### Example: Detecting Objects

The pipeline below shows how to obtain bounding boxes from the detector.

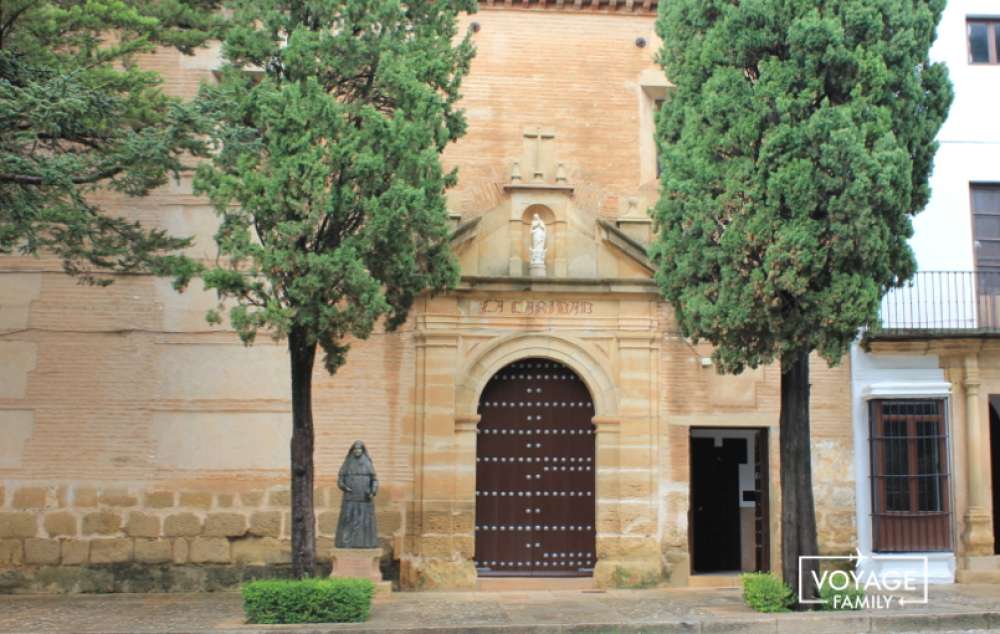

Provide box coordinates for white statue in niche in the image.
[530,214,547,265]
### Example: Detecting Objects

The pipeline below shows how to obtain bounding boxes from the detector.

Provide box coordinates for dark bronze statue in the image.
[335,440,379,549]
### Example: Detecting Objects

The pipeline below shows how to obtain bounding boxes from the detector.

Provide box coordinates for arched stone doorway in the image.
[474,357,596,576]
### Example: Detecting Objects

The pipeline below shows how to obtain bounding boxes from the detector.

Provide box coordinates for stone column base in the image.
[399,556,477,590]
[662,550,691,587]
[330,547,391,594]
[593,559,663,589]
[959,554,1000,571]
[963,509,995,556]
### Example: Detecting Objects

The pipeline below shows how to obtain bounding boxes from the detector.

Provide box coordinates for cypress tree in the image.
[194,0,476,577]
[652,0,951,602]
[0,0,221,285]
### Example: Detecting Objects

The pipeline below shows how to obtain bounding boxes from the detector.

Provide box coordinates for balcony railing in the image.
[871,270,1000,337]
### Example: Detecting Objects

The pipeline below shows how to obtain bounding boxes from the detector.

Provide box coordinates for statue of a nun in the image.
[334,440,379,549]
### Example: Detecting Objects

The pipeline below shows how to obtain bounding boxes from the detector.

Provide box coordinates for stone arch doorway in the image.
[474,357,596,577]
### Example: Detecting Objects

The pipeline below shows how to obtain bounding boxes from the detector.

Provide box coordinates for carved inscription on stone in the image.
[479,299,593,315]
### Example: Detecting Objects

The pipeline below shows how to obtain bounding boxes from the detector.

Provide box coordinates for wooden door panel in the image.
[475,359,595,576]
[753,428,770,572]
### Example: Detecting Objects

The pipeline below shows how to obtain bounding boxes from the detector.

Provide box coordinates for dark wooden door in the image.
[990,398,1000,555]
[753,428,770,572]
[475,358,596,576]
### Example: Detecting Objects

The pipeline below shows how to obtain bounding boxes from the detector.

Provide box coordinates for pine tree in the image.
[652,0,951,603]
[194,0,476,577]
[0,0,221,285]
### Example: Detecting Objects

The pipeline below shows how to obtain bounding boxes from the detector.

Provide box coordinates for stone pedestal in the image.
[330,547,391,594]
[963,509,996,556]
[529,262,546,277]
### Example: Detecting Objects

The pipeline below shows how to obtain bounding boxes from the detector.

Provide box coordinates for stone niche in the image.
[517,204,557,277]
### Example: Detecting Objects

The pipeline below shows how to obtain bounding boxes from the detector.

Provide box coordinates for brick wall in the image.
[0,5,859,591]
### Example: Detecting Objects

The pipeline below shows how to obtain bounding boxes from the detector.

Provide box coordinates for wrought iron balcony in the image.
[870,270,1000,338]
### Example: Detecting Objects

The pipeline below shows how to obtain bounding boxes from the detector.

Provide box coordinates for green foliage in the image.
[0,0,223,285]
[195,0,475,576]
[817,575,865,610]
[651,0,952,372]
[194,0,476,371]
[741,572,794,613]
[242,578,374,624]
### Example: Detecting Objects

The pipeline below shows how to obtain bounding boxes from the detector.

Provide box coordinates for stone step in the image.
[955,569,1000,583]
[688,573,742,589]
[476,576,596,592]
[959,554,1000,571]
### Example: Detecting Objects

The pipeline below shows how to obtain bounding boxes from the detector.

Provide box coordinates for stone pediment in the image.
[449,126,656,283]
[449,190,655,282]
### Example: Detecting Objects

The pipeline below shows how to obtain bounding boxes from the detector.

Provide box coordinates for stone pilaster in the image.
[592,415,623,587]
[400,332,477,590]
[962,359,995,556]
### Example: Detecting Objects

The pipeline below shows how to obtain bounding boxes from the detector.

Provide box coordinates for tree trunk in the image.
[289,326,318,579]
[779,349,819,607]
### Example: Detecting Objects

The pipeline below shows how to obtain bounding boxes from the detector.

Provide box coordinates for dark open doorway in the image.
[690,428,770,574]
[991,397,1000,555]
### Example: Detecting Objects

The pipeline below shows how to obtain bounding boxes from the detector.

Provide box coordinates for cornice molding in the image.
[597,218,653,274]
[478,0,658,16]
[456,275,659,294]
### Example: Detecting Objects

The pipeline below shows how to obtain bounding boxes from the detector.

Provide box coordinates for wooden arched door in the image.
[474,358,596,576]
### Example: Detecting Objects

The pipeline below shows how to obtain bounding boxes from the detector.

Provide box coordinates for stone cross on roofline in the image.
[523,127,555,182]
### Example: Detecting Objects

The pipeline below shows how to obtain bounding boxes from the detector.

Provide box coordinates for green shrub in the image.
[242,578,374,624]
[818,575,865,611]
[741,572,794,613]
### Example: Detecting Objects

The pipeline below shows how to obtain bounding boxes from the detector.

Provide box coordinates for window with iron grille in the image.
[869,399,952,552]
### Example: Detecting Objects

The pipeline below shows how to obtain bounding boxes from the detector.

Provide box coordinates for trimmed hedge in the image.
[740,572,794,613]
[242,578,375,624]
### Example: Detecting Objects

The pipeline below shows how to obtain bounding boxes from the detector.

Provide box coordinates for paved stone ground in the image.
[0,585,998,633]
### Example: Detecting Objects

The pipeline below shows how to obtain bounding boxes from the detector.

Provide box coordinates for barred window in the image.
[869,399,952,552]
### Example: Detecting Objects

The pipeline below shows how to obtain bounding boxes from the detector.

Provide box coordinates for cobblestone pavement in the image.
[0,584,998,633]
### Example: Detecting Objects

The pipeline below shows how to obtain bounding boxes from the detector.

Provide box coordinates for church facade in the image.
[0,2,864,592]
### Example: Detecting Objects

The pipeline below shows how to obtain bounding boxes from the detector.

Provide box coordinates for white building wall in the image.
[850,1,1000,584]
[914,1,1000,272]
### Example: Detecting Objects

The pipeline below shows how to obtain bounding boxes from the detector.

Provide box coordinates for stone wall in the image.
[0,483,398,592]
[656,307,858,585]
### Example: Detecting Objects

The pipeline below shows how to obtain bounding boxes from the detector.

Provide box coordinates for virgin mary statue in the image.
[334,440,379,549]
